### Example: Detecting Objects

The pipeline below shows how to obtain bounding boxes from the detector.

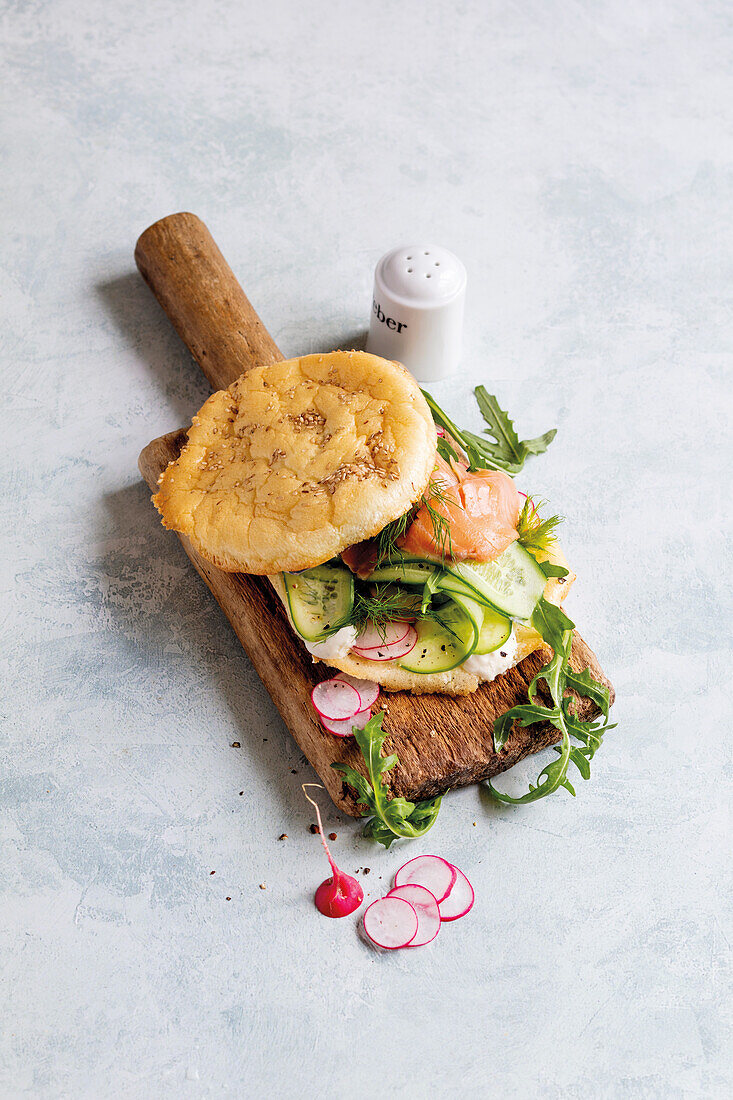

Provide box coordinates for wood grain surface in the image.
[136,214,614,815]
[135,212,284,389]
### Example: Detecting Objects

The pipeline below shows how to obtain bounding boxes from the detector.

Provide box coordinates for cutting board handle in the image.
[134,212,283,391]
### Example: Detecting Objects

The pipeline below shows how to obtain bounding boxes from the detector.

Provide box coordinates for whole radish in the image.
[302,785,363,918]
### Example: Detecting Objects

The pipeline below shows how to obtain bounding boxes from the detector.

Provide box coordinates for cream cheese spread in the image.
[304,625,359,660]
[461,628,518,682]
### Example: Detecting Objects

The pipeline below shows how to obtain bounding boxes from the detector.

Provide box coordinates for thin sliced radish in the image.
[352,625,418,662]
[393,855,456,904]
[311,679,362,721]
[333,673,379,709]
[387,884,441,946]
[363,896,418,950]
[353,621,410,651]
[438,865,474,922]
[320,707,373,737]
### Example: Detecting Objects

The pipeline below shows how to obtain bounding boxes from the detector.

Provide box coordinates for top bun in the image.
[153,351,436,574]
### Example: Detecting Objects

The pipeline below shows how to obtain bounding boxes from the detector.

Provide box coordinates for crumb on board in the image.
[309,824,320,835]
[278,833,288,841]
[231,741,241,748]
[259,884,266,890]
[328,832,337,841]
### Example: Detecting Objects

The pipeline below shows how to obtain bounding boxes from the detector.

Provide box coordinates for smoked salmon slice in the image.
[398,454,520,563]
[341,454,521,575]
[341,539,380,579]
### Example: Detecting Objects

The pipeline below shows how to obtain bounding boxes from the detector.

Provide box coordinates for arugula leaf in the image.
[421,391,496,472]
[421,387,557,477]
[472,389,525,468]
[474,386,557,471]
[332,712,442,848]
[416,386,613,808]
[493,703,564,752]
[489,599,613,805]
[420,569,442,614]
[536,560,570,580]
[531,598,574,657]
[523,428,558,455]
[436,434,460,465]
[565,668,611,719]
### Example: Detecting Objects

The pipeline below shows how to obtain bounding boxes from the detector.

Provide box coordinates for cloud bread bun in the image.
[153,351,436,574]
[269,542,576,697]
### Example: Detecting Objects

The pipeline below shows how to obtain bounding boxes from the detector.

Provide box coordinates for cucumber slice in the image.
[441,590,483,652]
[283,566,354,642]
[436,571,492,605]
[369,558,439,585]
[446,542,546,621]
[474,607,512,654]
[398,600,477,675]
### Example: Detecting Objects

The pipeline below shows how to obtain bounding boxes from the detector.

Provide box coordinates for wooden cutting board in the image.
[136,213,614,816]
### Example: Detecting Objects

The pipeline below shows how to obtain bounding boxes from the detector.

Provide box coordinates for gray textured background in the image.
[2,1,731,1097]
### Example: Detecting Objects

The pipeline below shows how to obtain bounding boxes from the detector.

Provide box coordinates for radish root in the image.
[302,784,338,877]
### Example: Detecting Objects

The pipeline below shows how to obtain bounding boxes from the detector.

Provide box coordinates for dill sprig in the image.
[375,477,455,567]
[516,496,563,554]
[375,510,415,567]
[420,479,454,562]
[350,585,424,632]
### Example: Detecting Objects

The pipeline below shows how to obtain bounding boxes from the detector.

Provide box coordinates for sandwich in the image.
[152,350,575,697]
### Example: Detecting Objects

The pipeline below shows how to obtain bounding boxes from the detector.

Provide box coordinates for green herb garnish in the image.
[332,712,442,848]
[516,496,564,554]
[422,387,557,475]
[350,586,423,632]
[375,511,414,567]
[375,477,453,566]
[469,387,557,474]
[488,597,614,804]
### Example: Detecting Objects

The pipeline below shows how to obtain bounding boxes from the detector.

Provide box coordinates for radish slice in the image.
[333,673,379,709]
[387,884,441,946]
[352,625,418,662]
[353,621,410,651]
[393,855,457,904]
[320,707,373,737]
[363,897,419,950]
[438,865,475,922]
[311,679,362,721]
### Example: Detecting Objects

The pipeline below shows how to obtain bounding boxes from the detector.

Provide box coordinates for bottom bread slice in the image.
[268,544,575,696]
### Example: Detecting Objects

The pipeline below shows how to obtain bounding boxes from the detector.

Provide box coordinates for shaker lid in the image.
[376,245,467,306]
